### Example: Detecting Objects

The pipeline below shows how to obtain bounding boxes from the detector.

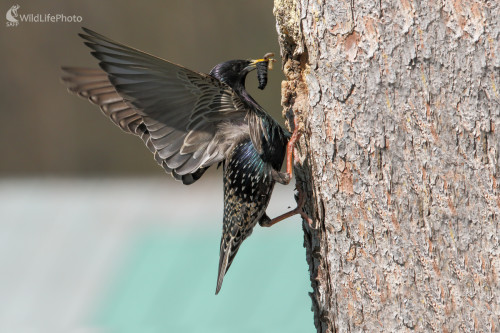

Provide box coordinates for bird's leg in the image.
[260,184,313,227]
[264,112,313,227]
[286,117,302,179]
[271,115,302,185]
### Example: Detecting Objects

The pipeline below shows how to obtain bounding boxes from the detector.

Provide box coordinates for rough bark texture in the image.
[273,0,499,332]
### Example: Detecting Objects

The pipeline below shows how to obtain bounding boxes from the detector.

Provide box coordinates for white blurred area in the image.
[0,178,299,332]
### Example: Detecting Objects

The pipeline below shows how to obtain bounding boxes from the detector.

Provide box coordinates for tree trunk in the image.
[274,0,499,331]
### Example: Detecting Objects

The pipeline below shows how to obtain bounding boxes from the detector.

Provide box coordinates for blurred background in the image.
[1,1,312,332]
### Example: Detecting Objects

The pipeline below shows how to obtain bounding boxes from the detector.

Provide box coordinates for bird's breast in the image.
[222,139,275,225]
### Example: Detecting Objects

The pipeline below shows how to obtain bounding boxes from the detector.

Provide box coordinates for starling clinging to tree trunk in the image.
[62,28,307,294]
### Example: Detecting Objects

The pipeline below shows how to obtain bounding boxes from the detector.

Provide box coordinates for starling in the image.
[62,28,305,294]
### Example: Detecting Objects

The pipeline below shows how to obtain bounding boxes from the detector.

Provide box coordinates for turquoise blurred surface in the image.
[93,227,313,332]
[0,179,313,332]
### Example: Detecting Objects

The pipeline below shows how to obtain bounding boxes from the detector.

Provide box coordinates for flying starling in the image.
[62,28,306,294]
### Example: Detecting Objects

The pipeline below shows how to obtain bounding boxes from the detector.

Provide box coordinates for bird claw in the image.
[294,184,314,228]
[260,181,313,228]
[271,169,291,185]
[264,111,315,228]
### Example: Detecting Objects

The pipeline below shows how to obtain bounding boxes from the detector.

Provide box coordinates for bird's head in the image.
[209,54,275,90]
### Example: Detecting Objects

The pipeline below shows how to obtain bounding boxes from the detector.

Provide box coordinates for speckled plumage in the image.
[62,28,290,295]
[217,134,286,293]
[211,60,289,293]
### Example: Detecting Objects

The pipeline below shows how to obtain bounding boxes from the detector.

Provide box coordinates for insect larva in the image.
[257,53,276,90]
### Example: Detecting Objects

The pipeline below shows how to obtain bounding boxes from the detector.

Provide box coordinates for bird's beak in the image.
[247,53,276,71]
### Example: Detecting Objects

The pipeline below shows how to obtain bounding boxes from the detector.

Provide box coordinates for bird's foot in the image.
[271,169,291,185]
[285,116,302,179]
[260,183,313,228]
[293,184,314,227]
[270,113,302,186]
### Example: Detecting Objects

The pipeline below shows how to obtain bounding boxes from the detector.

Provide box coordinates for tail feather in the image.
[215,235,242,294]
[215,247,230,295]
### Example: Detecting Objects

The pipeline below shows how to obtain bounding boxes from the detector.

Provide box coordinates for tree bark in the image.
[274,0,499,332]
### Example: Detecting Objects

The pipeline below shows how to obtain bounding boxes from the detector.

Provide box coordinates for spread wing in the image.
[62,28,250,184]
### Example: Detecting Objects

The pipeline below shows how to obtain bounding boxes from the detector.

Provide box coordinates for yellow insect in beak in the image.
[250,52,276,70]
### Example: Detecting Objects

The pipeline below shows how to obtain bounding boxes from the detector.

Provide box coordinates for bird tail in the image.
[215,235,241,295]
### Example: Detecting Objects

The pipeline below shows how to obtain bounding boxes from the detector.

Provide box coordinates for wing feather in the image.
[62,28,256,184]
